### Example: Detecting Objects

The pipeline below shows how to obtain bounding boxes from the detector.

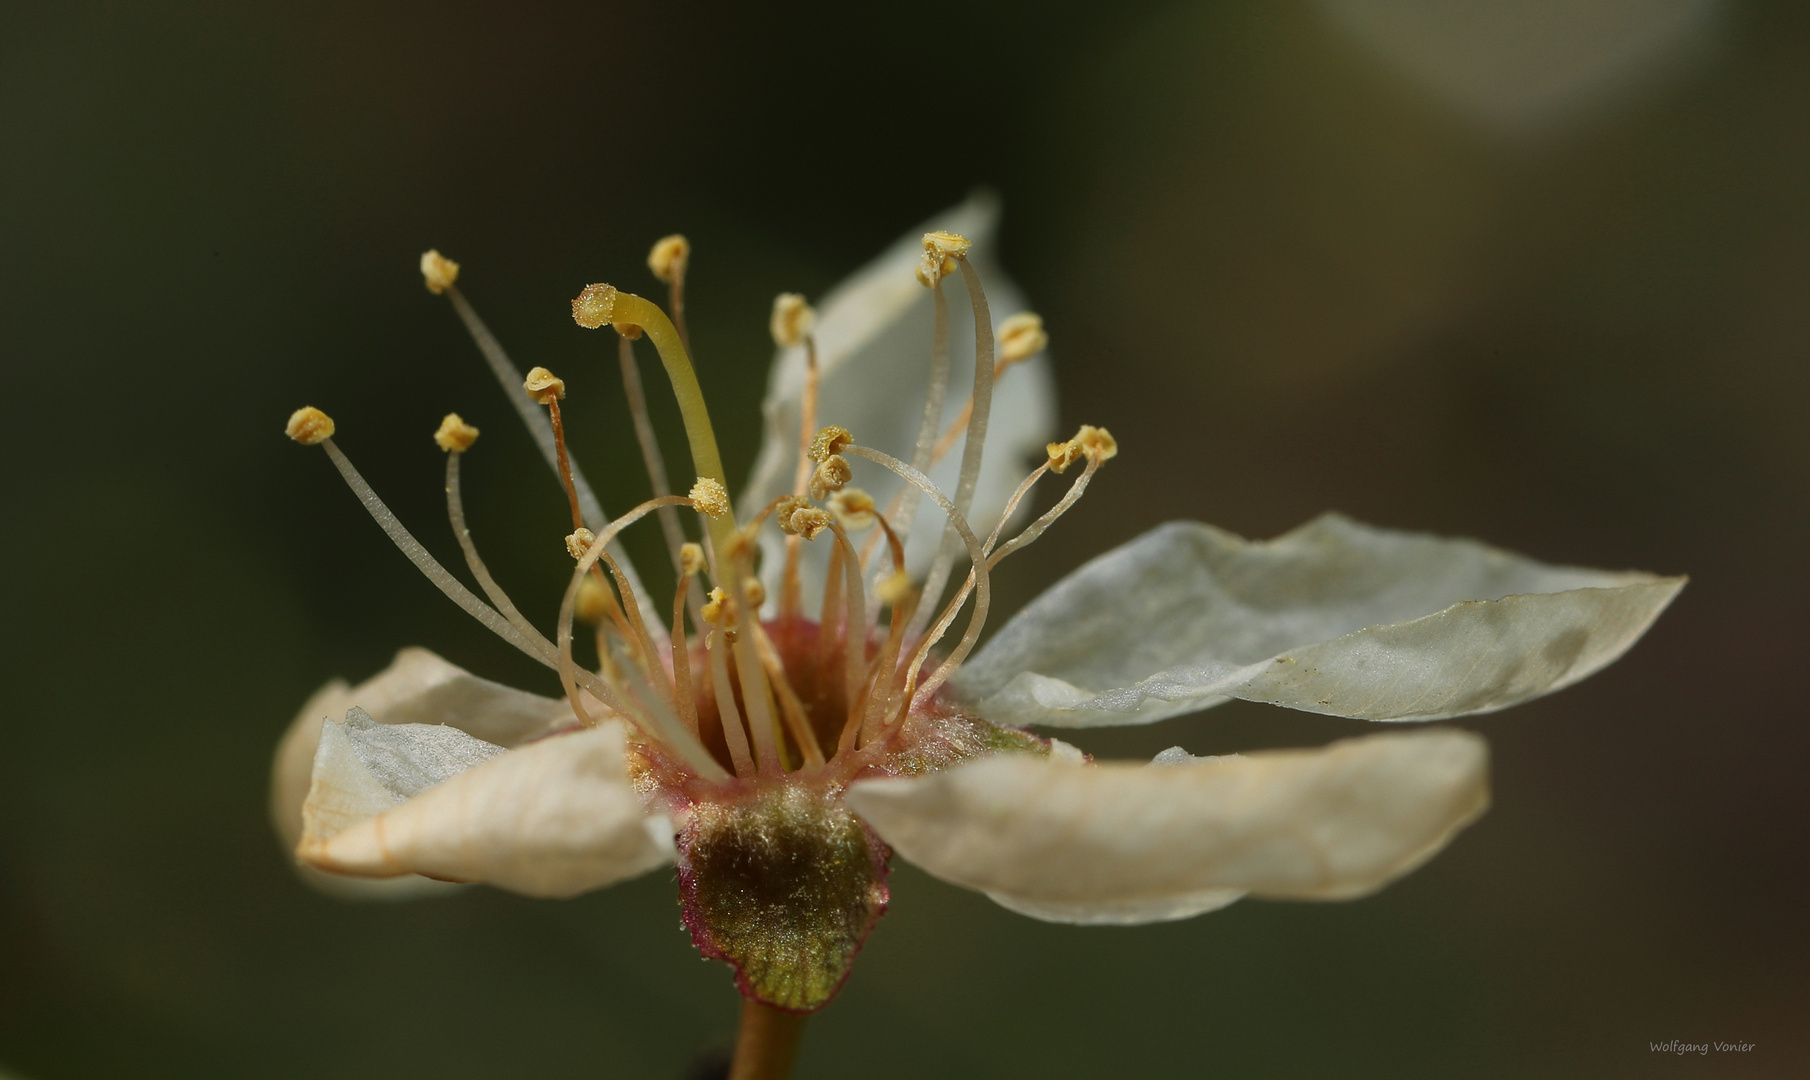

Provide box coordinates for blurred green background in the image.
[3,0,1805,1076]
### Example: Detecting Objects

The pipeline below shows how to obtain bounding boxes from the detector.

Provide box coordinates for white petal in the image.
[298,722,674,899]
[271,648,573,898]
[845,729,1488,922]
[271,676,354,853]
[275,679,454,900]
[951,514,1684,727]
[294,708,510,895]
[270,648,570,849]
[744,192,1058,613]
[985,887,1245,925]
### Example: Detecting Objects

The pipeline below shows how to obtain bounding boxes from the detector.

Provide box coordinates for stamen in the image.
[292,421,554,667]
[524,369,660,650]
[565,528,597,559]
[576,575,616,625]
[858,277,952,577]
[982,464,1050,557]
[294,412,712,770]
[1047,424,1117,474]
[443,443,569,661]
[844,511,912,754]
[647,234,691,349]
[723,544,786,777]
[850,584,918,757]
[427,260,662,633]
[770,292,815,350]
[705,621,755,777]
[523,367,586,532]
[876,569,913,607]
[594,545,667,688]
[420,250,460,294]
[809,455,852,501]
[285,406,335,445]
[824,521,871,735]
[997,311,1049,364]
[701,574,782,776]
[816,539,846,685]
[808,425,853,462]
[911,429,1116,708]
[987,429,1113,566]
[906,248,998,645]
[668,544,702,738]
[430,260,610,543]
[930,311,1045,466]
[432,412,480,453]
[776,293,819,619]
[843,445,990,735]
[827,488,876,532]
[560,496,728,779]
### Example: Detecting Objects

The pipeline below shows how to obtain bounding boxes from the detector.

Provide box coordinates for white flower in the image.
[274,194,1682,1012]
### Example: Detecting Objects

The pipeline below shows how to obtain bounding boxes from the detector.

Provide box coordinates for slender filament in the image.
[906,260,996,642]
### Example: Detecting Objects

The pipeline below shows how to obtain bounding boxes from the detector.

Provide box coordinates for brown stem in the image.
[729,999,807,1080]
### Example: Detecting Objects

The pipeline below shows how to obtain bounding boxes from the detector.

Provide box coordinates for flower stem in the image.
[729,999,807,1080]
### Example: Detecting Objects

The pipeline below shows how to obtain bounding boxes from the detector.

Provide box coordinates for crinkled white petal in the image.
[298,707,508,847]
[743,192,1058,613]
[845,730,1488,922]
[271,647,573,898]
[298,721,674,899]
[950,514,1685,727]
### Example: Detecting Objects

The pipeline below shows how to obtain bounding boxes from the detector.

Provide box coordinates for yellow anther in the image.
[808,425,853,463]
[679,541,706,577]
[420,250,460,294]
[433,412,480,453]
[523,366,566,404]
[923,231,971,259]
[828,487,876,531]
[1046,439,1083,473]
[742,578,767,608]
[575,575,615,624]
[1076,424,1118,461]
[809,455,852,501]
[701,586,735,628]
[565,528,597,560]
[774,495,813,535]
[1048,424,1118,474]
[788,507,834,540]
[571,283,618,329]
[878,570,914,607]
[689,476,730,518]
[647,234,690,284]
[285,406,335,445]
[997,312,1047,364]
[916,231,970,287]
[770,293,816,348]
[916,253,955,288]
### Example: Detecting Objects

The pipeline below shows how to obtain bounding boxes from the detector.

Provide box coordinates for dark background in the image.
[3,1,1805,1076]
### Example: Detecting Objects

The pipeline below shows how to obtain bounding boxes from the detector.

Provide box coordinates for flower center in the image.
[285,229,1116,791]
